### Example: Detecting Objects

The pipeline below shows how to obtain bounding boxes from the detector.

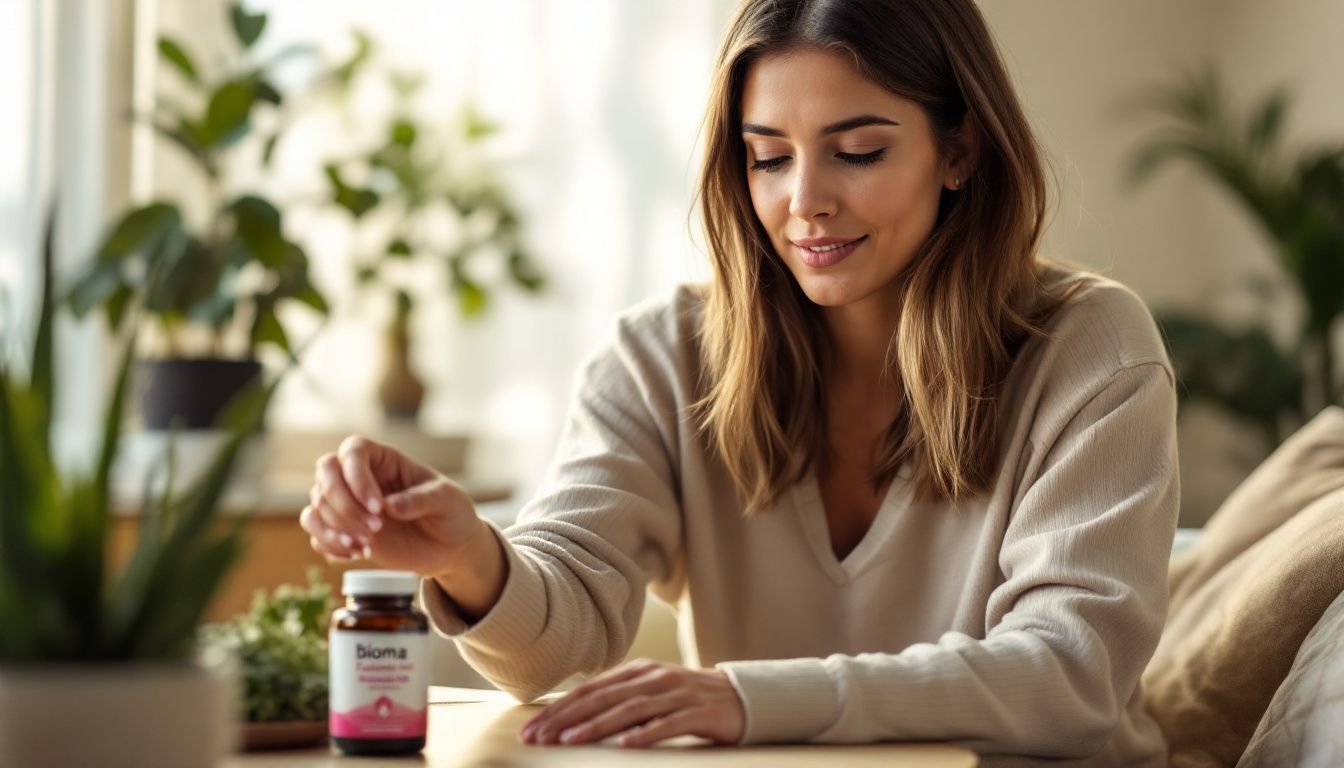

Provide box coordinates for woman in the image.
[300,0,1178,764]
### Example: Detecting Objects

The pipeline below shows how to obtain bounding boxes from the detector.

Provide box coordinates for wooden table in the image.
[225,687,979,767]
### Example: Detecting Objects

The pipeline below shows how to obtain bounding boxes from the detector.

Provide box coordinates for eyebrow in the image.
[741,114,900,137]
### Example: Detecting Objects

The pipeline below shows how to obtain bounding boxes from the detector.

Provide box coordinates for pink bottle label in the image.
[329,631,428,739]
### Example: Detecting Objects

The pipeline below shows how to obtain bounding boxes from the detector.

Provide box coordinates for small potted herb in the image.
[203,569,336,750]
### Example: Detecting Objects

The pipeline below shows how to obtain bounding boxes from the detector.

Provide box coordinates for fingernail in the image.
[323,530,337,543]
[361,544,372,560]
[338,533,353,548]
[368,498,382,515]
[367,516,382,532]
[560,727,582,744]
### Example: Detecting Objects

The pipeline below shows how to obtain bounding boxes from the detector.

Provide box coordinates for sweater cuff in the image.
[418,521,546,652]
[715,657,841,744]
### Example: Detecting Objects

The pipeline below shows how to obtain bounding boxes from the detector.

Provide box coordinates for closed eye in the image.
[749,149,886,173]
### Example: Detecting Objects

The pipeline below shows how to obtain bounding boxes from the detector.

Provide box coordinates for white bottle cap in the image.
[342,569,419,596]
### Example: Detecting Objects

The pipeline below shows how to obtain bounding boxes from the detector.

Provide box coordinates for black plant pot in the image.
[138,358,264,431]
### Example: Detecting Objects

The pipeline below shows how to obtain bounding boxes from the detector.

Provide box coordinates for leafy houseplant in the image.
[322,32,546,420]
[202,570,334,750]
[1129,69,1344,449]
[0,210,274,767]
[66,3,326,430]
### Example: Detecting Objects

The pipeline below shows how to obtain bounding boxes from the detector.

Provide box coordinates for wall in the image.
[979,0,1344,523]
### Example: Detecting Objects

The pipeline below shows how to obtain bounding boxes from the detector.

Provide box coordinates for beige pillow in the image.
[1167,407,1344,605]
[1143,407,1344,768]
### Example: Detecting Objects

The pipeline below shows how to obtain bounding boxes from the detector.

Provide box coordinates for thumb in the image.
[383,479,446,522]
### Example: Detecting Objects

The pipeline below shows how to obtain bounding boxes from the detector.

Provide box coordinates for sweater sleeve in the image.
[717,361,1179,759]
[419,314,685,703]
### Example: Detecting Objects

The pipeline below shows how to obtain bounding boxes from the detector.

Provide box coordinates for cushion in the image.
[1143,406,1344,768]
[1237,588,1344,767]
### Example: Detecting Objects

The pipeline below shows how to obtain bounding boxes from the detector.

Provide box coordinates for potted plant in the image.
[1128,68,1344,451]
[321,32,546,422]
[0,211,275,768]
[66,2,326,432]
[202,569,335,751]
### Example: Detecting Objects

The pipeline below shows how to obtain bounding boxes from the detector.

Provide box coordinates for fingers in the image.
[555,692,683,746]
[612,709,697,748]
[383,477,455,522]
[299,504,366,561]
[523,660,662,745]
[519,662,746,748]
[314,452,380,546]
[338,435,386,515]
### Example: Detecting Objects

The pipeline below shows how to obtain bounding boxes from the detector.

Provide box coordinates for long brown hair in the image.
[692,0,1078,514]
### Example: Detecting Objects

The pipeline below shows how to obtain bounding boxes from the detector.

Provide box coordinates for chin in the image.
[793,274,867,307]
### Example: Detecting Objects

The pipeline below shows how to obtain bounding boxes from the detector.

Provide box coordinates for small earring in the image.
[953,177,962,190]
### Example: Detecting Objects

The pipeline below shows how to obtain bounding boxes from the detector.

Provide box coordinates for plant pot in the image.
[139,357,264,430]
[242,719,328,750]
[0,657,237,768]
[378,323,425,422]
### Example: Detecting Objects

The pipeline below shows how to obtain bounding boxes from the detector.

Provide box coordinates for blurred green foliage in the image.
[65,2,326,359]
[322,31,546,328]
[0,207,273,662]
[1130,69,1344,447]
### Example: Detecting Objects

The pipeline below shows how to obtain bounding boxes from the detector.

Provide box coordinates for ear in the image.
[942,113,981,192]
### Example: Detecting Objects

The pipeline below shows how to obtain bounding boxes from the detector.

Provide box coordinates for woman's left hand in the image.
[520,659,746,748]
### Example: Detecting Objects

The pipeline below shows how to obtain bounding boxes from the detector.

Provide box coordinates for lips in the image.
[793,235,867,268]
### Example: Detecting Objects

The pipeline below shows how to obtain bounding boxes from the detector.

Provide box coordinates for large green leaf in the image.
[157,36,200,85]
[249,304,291,353]
[97,202,182,262]
[31,206,56,457]
[229,3,268,49]
[229,195,282,250]
[203,80,256,147]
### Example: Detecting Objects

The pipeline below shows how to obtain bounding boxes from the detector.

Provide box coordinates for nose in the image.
[788,160,837,220]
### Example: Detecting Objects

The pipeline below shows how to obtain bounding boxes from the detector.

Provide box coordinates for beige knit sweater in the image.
[422,273,1178,766]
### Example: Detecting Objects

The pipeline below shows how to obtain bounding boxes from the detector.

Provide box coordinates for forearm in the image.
[419,519,655,702]
[720,625,1133,756]
[430,518,507,622]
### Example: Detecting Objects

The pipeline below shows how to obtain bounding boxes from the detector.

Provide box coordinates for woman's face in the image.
[740,48,963,311]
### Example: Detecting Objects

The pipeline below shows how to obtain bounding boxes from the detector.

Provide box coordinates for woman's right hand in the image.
[298,435,488,577]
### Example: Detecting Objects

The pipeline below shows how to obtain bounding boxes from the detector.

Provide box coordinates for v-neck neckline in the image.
[790,465,911,586]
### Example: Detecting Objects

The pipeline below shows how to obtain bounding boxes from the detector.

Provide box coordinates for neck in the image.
[820,298,902,393]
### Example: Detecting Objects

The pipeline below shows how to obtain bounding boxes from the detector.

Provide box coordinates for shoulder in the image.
[1034,266,1171,377]
[612,283,708,353]
[1001,267,1175,444]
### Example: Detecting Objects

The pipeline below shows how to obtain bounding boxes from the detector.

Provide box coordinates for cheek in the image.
[856,168,937,228]
[749,173,796,224]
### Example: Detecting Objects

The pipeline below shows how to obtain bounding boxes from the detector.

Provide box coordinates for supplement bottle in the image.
[329,569,430,755]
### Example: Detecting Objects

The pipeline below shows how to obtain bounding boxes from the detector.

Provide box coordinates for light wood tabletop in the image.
[225,687,979,767]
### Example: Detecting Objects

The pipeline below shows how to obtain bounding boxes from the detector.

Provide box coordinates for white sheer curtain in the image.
[0,0,132,468]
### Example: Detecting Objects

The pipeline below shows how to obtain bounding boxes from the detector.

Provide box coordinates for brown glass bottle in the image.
[329,570,430,756]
